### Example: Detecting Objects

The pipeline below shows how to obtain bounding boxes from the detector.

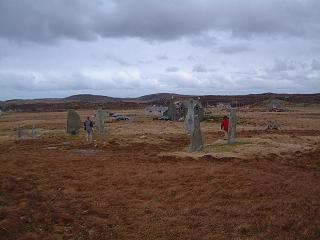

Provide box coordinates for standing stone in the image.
[17,125,22,138]
[16,125,29,140]
[228,108,237,144]
[66,110,81,135]
[184,99,203,152]
[189,115,203,152]
[95,109,106,134]
[266,121,280,130]
[31,123,37,138]
[184,106,195,135]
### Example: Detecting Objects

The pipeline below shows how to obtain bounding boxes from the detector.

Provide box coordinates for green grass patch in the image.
[203,115,249,125]
[203,114,224,122]
[204,140,251,153]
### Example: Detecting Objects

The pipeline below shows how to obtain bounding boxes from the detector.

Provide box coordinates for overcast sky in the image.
[0,0,319,100]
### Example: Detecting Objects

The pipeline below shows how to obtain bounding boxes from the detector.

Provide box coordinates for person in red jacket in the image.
[221,115,229,139]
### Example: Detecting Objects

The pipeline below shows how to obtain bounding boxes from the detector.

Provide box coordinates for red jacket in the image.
[221,119,229,132]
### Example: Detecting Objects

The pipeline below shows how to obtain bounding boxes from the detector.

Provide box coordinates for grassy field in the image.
[0,107,319,239]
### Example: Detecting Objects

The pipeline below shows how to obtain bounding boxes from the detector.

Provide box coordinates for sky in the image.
[0,0,319,100]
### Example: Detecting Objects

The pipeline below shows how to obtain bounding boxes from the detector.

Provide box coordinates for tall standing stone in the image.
[95,108,106,134]
[184,99,203,152]
[17,125,22,138]
[66,110,81,135]
[184,105,195,135]
[228,108,237,144]
[189,115,203,152]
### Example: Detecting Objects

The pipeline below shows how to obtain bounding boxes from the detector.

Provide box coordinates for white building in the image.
[144,105,168,117]
[216,102,231,109]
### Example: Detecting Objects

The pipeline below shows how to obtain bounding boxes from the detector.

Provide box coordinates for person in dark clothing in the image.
[221,115,229,139]
[84,116,94,143]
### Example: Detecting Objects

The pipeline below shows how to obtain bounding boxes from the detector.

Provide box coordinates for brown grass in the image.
[0,107,319,239]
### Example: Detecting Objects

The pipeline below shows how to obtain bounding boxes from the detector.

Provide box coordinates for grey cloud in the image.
[166,67,179,72]
[192,64,208,73]
[0,0,98,43]
[1,0,319,43]
[216,44,251,54]
[311,59,320,70]
[235,77,302,93]
[270,59,308,73]
[1,59,319,101]
[103,54,131,66]
[213,58,320,93]
[157,54,168,61]
[0,69,161,92]
[0,71,94,91]
[186,55,196,62]
[159,71,231,89]
[189,34,217,48]
[138,60,153,65]
[257,59,320,90]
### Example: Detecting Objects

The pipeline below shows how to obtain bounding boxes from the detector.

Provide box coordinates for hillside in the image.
[137,93,191,102]
[0,93,319,112]
[63,94,117,102]
[199,93,320,107]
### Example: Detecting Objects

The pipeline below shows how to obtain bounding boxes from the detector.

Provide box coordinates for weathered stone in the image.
[266,121,280,130]
[184,106,195,135]
[189,115,203,152]
[95,109,106,134]
[66,110,80,135]
[184,99,203,152]
[166,99,204,121]
[17,125,23,138]
[31,123,37,138]
[228,108,237,144]
[17,125,32,140]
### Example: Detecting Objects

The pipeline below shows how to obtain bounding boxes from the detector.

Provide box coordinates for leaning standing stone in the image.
[189,115,203,152]
[228,108,237,144]
[66,110,81,135]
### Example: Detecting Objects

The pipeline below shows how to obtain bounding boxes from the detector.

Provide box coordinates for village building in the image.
[216,102,231,109]
[144,105,168,117]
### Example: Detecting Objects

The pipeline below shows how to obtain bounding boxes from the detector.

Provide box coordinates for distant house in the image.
[145,105,168,117]
[216,102,231,109]
[165,99,204,121]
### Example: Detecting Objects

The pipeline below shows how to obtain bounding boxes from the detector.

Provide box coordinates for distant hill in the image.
[0,92,319,112]
[199,93,320,107]
[253,98,292,108]
[137,93,191,102]
[63,94,117,102]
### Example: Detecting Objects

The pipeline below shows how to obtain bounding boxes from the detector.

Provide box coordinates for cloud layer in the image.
[0,0,319,100]
[1,0,320,43]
